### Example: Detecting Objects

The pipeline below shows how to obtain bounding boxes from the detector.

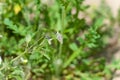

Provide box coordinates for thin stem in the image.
[61,6,65,34]
[58,6,65,57]
[0,37,44,71]
[11,38,45,63]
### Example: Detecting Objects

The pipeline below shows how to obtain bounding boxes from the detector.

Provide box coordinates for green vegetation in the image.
[0,0,120,80]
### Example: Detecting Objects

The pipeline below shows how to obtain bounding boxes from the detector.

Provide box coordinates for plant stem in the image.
[58,6,65,57]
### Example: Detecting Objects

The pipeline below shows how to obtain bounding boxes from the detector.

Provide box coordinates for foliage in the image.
[0,0,120,80]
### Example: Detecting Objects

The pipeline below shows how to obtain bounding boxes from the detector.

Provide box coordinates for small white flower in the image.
[0,35,3,38]
[55,58,62,66]
[0,56,2,65]
[56,31,63,44]
[20,57,28,64]
[25,34,31,43]
[47,38,53,45]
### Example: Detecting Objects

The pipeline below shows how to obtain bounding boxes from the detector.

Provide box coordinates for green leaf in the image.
[42,53,50,60]
[77,37,85,45]
[69,43,78,51]
[94,17,104,30]
[4,18,13,26]
[87,43,97,48]
[4,18,18,31]
[63,47,83,68]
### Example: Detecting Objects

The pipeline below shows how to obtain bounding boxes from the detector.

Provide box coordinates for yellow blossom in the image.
[14,4,21,14]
